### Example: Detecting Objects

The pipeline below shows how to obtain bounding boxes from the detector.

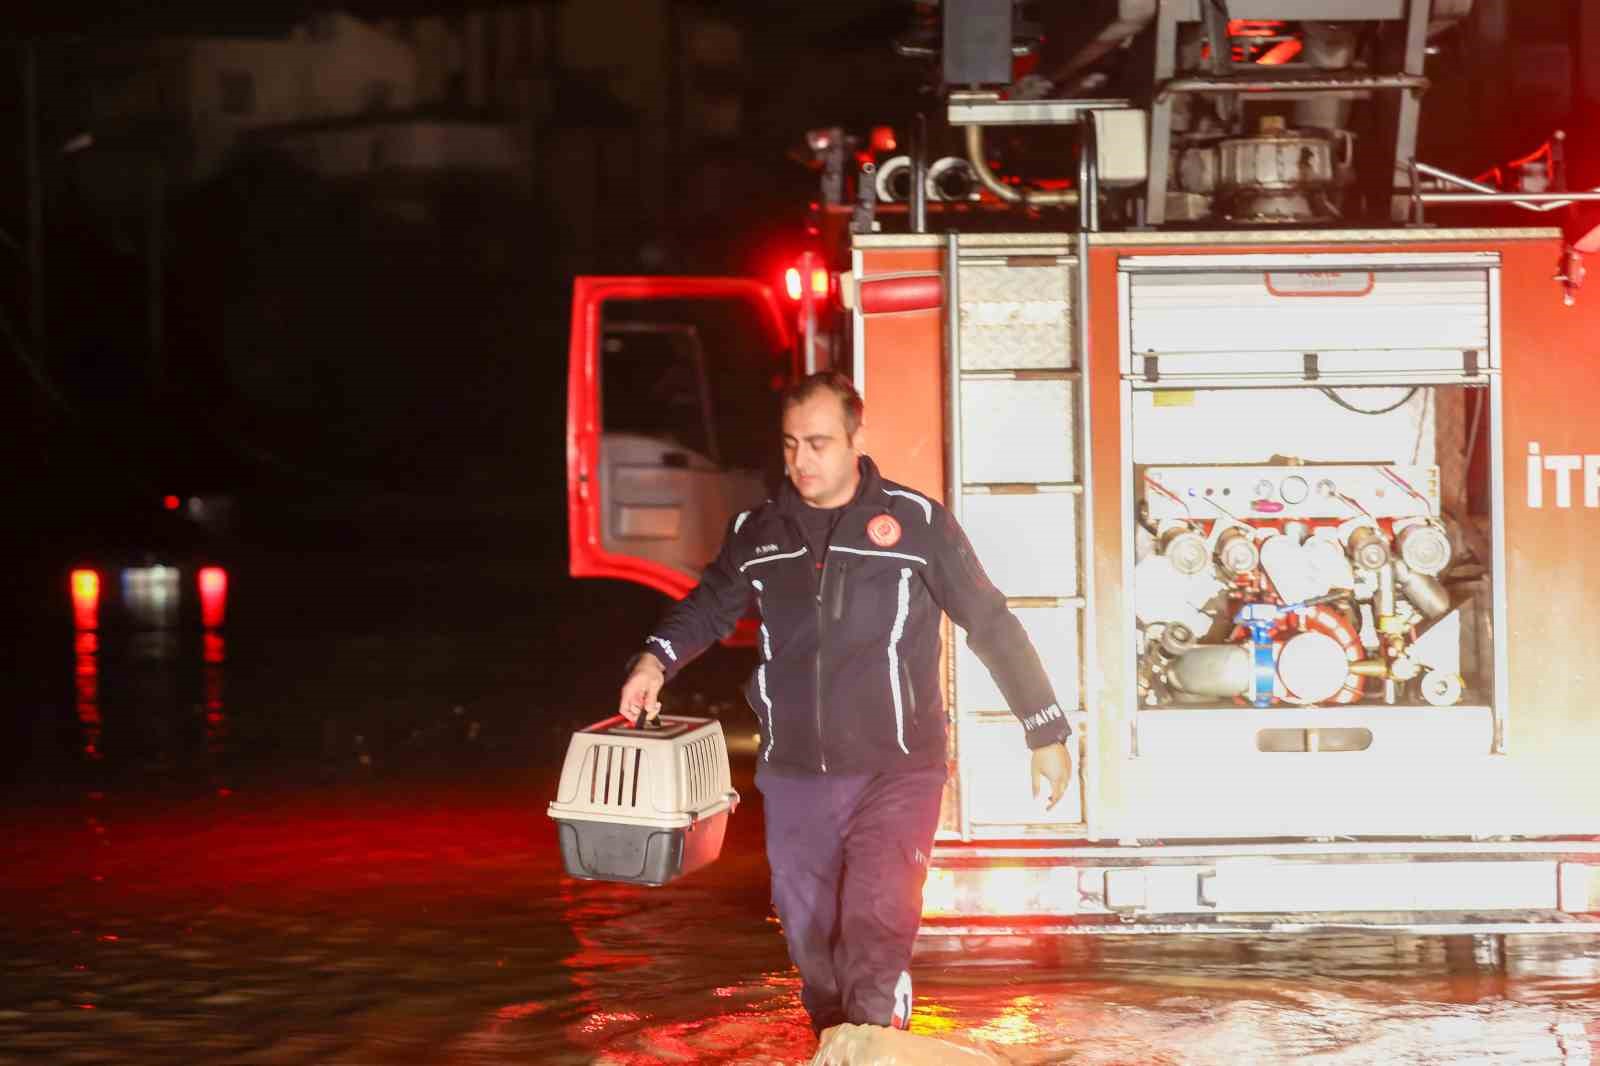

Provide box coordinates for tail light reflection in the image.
[202,632,228,753]
[198,567,228,629]
[74,631,102,759]
[71,569,100,631]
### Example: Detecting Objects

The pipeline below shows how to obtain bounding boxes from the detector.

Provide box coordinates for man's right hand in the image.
[618,654,667,725]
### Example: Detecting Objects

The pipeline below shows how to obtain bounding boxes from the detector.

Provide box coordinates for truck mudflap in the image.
[920,840,1600,934]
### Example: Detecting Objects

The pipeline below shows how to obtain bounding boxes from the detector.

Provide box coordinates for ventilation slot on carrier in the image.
[587,744,645,808]
[681,735,724,810]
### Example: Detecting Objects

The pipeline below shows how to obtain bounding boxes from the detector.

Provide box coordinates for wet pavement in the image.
[5,547,1600,1064]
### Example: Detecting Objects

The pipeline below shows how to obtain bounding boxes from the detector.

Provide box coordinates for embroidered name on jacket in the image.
[1022,703,1066,730]
[755,543,781,555]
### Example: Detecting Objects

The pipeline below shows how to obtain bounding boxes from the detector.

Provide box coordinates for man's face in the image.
[782,390,863,509]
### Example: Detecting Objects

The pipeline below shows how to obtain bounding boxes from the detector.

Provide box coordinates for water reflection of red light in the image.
[494,1002,548,1021]
[74,630,102,759]
[579,1011,642,1034]
[202,633,227,752]
[71,569,100,631]
[198,567,228,629]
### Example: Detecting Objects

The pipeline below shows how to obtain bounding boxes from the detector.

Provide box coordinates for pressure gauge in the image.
[1253,478,1275,499]
[1280,475,1310,505]
[1315,478,1337,498]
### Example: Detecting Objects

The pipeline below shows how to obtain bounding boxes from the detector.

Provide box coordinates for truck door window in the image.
[600,314,715,461]
[601,297,785,476]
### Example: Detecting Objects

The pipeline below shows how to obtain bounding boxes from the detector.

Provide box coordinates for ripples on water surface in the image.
[4,552,1600,1063]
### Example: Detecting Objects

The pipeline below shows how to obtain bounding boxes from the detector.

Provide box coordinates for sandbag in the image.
[809,1023,1021,1066]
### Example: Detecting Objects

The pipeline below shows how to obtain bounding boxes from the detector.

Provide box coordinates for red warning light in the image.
[784,266,829,302]
[198,567,229,629]
[869,125,897,154]
[163,495,180,511]
[70,569,100,631]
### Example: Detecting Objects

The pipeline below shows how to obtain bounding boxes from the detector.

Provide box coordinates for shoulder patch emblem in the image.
[867,513,902,548]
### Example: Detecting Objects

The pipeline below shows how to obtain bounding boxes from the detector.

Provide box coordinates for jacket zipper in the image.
[815,551,829,773]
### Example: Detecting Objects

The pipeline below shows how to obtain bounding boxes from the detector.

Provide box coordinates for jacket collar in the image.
[775,455,884,516]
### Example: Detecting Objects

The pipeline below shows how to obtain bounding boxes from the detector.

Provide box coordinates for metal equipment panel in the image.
[1128,387,1435,465]
[960,378,1078,484]
[1143,464,1439,521]
[1208,860,1555,913]
[956,716,1085,829]
[1103,245,1517,844]
[1132,706,1495,760]
[960,492,1079,598]
[1128,268,1491,356]
[956,607,1082,714]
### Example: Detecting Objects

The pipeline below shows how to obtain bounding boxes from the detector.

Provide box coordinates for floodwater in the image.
[5,546,1600,1065]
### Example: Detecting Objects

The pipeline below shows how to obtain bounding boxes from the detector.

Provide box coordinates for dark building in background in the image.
[2,2,772,547]
[64,2,752,270]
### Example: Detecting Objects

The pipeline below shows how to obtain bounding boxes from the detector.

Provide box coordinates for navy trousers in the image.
[755,762,947,1034]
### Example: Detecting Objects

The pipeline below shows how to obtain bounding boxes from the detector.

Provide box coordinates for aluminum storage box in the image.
[547,715,739,886]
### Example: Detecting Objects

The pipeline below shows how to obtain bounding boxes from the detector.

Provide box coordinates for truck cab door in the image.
[567,276,792,601]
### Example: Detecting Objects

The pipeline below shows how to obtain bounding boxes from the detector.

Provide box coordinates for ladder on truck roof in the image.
[941,229,1094,842]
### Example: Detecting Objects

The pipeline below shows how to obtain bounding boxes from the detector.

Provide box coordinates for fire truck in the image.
[566,0,1600,936]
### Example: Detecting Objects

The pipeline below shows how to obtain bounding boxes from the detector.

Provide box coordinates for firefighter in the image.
[619,370,1072,1036]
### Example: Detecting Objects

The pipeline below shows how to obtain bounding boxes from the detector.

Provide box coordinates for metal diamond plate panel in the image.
[958,263,1076,370]
[961,493,1078,598]
[956,607,1081,714]
[961,379,1077,484]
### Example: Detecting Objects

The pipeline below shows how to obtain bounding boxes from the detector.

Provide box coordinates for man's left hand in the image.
[1030,742,1073,810]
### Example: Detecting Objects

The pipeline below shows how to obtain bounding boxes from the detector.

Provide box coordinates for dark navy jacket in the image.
[640,456,1070,775]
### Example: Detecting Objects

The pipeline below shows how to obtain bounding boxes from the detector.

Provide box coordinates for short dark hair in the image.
[780,371,863,438]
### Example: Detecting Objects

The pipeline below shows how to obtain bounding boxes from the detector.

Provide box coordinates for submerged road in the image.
[5,548,1600,1063]
[7,762,1600,1064]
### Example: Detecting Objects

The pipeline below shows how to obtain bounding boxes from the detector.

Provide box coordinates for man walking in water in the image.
[619,370,1072,1036]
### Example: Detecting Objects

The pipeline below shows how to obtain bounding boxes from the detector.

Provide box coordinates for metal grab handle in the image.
[1334,129,1356,170]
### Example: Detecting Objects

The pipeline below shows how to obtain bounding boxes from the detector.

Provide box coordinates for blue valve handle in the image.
[1232,596,1347,708]
[1234,603,1280,708]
